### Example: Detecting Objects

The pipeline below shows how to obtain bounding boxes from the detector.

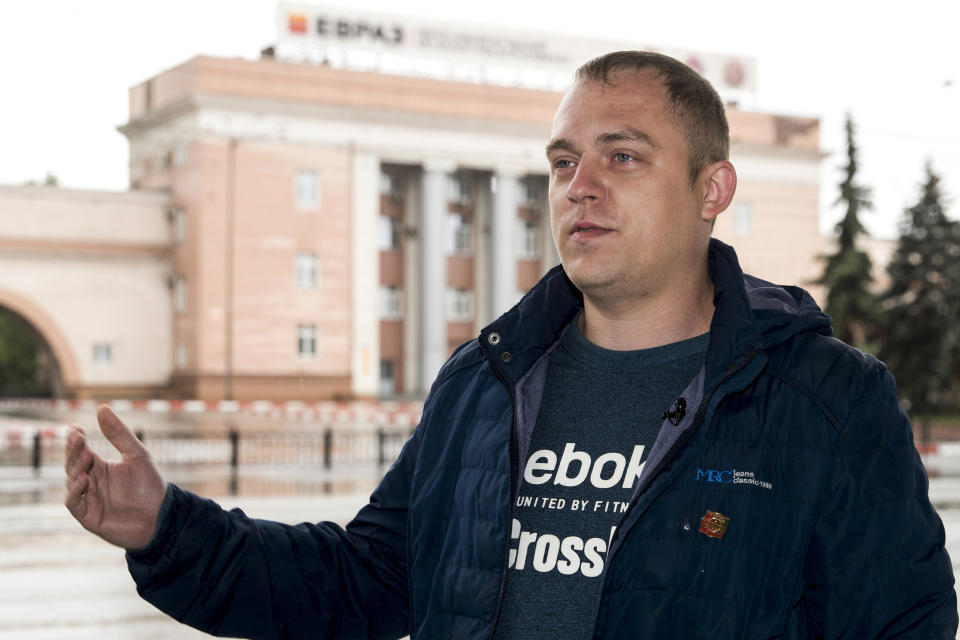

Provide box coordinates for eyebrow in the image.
[545,128,660,157]
[596,128,660,149]
[544,138,577,157]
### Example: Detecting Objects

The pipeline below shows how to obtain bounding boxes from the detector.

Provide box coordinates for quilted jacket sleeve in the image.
[802,359,957,638]
[125,426,422,640]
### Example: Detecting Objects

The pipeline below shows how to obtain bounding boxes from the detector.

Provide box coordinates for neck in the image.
[579,271,715,351]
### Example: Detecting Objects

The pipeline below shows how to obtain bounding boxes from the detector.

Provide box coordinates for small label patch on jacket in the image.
[699,510,730,539]
[695,468,773,490]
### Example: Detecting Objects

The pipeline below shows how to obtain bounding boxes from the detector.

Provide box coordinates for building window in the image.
[379,360,396,396]
[171,208,186,243]
[296,252,319,289]
[297,324,317,359]
[379,215,401,250]
[379,171,394,196]
[380,286,403,319]
[734,203,753,236]
[380,169,404,203]
[176,343,187,368]
[173,141,188,166]
[447,213,472,255]
[130,153,142,184]
[447,173,471,205]
[92,343,112,365]
[447,288,473,320]
[295,170,319,209]
[521,180,541,206]
[173,275,186,312]
[517,219,539,259]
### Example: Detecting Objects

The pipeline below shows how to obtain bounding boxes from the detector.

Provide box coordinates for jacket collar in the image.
[703,238,765,388]
[478,261,581,386]
[479,238,777,390]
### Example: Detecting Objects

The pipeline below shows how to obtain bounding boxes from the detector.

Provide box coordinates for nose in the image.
[566,157,604,204]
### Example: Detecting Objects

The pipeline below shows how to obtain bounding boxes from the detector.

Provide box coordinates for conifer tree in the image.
[817,115,877,347]
[879,163,960,431]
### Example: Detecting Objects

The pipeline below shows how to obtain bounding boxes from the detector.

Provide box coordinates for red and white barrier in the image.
[0,398,424,428]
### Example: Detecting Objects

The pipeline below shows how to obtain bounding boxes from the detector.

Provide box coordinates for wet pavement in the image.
[0,492,374,640]
[3,407,960,638]
[4,466,960,638]
[0,405,392,639]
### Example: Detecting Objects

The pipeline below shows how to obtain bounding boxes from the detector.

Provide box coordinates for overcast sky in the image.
[1,0,957,239]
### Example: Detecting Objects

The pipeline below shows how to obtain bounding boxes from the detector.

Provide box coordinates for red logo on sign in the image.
[289,14,308,34]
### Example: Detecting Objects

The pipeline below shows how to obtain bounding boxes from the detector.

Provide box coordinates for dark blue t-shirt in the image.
[493,318,708,639]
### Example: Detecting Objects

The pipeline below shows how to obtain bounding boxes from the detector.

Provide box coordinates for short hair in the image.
[575,51,729,184]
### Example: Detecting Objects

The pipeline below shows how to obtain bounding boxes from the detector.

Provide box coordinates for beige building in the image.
[0,10,827,401]
[0,185,172,397]
[118,53,823,401]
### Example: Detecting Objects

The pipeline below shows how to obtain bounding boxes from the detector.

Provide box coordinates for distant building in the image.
[0,7,825,400]
[0,185,171,398]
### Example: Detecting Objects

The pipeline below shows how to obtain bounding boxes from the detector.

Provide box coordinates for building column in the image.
[402,171,421,396]
[419,159,454,392]
[491,168,520,318]
[472,173,492,329]
[350,151,380,397]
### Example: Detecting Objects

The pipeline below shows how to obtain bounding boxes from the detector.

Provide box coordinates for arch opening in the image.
[0,307,65,398]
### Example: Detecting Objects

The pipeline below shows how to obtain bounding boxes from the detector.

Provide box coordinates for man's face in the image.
[547,69,713,305]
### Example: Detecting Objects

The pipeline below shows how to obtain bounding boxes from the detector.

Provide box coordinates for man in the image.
[65,51,957,638]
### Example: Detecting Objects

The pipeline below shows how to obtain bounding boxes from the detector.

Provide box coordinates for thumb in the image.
[97,404,147,459]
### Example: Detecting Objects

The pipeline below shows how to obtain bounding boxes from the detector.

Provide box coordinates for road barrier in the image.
[0,426,416,475]
[0,398,424,424]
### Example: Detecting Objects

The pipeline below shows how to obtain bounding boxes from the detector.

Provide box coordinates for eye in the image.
[553,158,576,170]
[613,152,635,163]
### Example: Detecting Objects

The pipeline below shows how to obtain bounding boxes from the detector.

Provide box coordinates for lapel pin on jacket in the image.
[698,510,730,539]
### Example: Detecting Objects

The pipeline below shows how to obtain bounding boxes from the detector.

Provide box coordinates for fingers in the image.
[65,471,90,518]
[64,426,82,467]
[64,427,92,480]
[96,405,147,460]
[64,426,96,522]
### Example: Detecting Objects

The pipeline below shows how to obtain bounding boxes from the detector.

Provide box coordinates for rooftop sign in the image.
[274,3,756,100]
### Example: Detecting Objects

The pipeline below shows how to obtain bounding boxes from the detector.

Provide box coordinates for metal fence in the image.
[0,427,415,475]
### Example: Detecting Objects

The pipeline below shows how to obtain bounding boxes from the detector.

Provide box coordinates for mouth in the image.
[570,221,612,239]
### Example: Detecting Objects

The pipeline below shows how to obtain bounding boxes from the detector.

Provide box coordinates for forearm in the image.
[127,484,281,637]
[126,484,409,639]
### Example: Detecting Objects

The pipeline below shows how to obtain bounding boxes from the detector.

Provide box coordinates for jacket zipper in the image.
[607,348,760,555]
[608,397,711,551]
[591,349,759,637]
[485,350,519,640]
[582,397,712,638]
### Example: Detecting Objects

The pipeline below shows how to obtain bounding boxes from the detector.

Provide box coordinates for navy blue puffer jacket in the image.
[128,239,957,638]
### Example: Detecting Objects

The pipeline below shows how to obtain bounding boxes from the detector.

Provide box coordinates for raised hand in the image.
[64,405,168,550]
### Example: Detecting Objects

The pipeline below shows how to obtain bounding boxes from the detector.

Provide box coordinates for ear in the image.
[700,161,737,222]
